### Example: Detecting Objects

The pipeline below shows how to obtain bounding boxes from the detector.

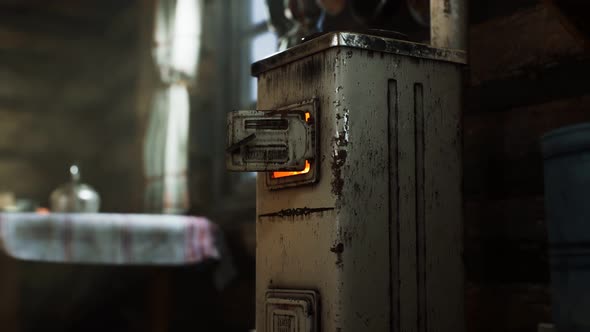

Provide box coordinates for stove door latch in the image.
[226,99,318,172]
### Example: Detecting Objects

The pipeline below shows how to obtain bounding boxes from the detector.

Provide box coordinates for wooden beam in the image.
[469,0,540,24]
[544,0,590,49]
[465,196,549,283]
[465,238,549,283]
[466,283,551,332]
[0,3,140,113]
[0,0,136,23]
[0,6,105,38]
[0,110,102,157]
[464,94,590,198]
[0,49,65,75]
[40,4,141,113]
[466,56,590,113]
[465,196,546,240]
[469,4,585,85]
[0,27,136,58]
[0,3,138,56]
[0,63,137,114]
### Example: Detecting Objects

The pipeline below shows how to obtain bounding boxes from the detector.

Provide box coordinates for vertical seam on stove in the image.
[415,82,427,332]
[388,78,400,332]
[387,79,393,332]
[395,80,401,332]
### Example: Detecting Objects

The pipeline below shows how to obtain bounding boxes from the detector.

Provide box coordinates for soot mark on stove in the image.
[330,242,344,267]
[331,149,347,196]
[258,207,335,218]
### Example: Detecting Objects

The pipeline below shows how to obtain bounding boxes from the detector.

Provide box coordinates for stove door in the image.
[226,99,318,173]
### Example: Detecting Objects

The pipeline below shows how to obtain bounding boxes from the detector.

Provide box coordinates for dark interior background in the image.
[0,0,588,331]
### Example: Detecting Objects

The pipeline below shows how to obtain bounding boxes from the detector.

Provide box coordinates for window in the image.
[246,0,278,104]
[203,0,277,207]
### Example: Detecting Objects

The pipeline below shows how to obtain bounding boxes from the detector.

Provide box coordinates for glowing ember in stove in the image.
[271,160,311,178]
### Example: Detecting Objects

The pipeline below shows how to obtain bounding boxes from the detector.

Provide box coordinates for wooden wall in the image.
[464,1,589,331]
[0,1,150,331]
[0,1,255,331]
[0,0,144,212]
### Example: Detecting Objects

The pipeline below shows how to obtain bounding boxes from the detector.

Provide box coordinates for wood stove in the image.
[227,30,466,332]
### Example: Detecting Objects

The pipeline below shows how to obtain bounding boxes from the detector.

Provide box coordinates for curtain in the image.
[144,0,202,214]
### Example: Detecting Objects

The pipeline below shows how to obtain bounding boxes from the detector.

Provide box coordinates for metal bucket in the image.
[542,122,590,332]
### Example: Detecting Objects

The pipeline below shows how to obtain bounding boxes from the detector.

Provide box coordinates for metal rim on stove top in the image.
[251,31,467,76]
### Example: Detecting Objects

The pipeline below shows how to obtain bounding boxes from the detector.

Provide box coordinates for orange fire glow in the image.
[272,160,311,179]
[270,112,312,179]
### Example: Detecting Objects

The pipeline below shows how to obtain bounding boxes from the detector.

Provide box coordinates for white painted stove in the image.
[227,30,466,332]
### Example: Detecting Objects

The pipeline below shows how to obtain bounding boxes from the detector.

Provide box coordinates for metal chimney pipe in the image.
[430,0,467,51]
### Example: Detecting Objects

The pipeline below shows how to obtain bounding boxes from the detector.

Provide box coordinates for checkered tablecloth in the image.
[0,213,221,265]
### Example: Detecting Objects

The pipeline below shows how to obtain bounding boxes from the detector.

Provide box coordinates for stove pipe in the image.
[430,0,467,51]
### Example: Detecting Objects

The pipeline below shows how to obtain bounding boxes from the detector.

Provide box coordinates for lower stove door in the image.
[265,289,319,332]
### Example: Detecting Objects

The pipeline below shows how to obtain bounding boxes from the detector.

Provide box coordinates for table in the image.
[0,213,222,266]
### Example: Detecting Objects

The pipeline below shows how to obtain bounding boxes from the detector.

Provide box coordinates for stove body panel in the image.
[253,33,464,332]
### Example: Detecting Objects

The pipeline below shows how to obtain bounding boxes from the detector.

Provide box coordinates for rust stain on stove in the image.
[330,242,344,267]
[331,149,347,196]
[331,105,349,196]
[259,207,335,218]
[330,242,344,254]
[335,132,347,147]
[443,0,452,14]
[335,108,350,147]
